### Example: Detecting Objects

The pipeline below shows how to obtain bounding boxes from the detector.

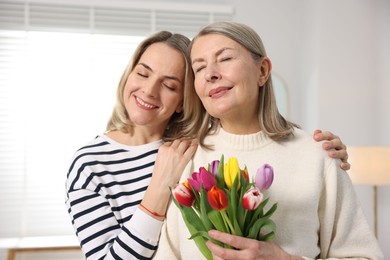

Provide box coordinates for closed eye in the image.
[194,66,205,73]
[220,57,232,62]
[163,83,175,91]
[137,73,147,78]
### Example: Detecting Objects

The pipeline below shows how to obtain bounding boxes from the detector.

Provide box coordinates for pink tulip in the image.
[255,164,274,190]
[242,187,263,210]
[172,182,194,207]
[188,167,216,192]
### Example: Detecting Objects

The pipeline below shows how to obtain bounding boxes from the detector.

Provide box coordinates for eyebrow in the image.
[191,47,233,65]
[138,62,183,83]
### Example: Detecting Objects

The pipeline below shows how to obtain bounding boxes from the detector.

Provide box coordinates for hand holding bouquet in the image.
[171,155,277,260]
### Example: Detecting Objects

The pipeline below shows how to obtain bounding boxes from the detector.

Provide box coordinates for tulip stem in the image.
[220,210,235,234]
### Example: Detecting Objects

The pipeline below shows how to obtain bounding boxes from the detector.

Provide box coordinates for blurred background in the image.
[0,0,389,259]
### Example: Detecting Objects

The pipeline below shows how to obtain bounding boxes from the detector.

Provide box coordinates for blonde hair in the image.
[186,21,299,147]
[106,31,194,141]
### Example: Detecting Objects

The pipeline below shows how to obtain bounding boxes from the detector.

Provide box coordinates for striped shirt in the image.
[65,134,164,259]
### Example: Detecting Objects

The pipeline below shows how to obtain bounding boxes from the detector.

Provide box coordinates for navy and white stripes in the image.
[65,135,164,259]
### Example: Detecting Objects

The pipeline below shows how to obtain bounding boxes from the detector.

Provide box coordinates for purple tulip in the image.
[188,167,216,192]
[209,160,220,177]
[255,164,274,190]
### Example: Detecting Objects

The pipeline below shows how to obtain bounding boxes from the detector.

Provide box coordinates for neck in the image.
[220,117,260,135]
[107,127,163,146]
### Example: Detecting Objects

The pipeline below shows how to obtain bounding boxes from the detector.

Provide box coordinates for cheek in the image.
[166,93,183,111]
[194,78,204,98]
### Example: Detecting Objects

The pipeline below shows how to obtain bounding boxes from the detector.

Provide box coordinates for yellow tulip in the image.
[224,157,241,189]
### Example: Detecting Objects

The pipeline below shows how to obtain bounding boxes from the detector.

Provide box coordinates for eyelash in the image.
[195,66,205,73]
[194,57,232,73]
[220,57,231,62]
[163,83,175,91]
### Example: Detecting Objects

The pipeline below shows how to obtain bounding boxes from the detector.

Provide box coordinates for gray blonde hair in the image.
[106,31,194,141]
[186,21,299,147]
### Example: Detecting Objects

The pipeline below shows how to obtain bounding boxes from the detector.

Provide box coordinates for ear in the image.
[257,57,272,87]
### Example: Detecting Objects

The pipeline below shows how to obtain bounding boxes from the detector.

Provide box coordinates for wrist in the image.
[140,185,172,219]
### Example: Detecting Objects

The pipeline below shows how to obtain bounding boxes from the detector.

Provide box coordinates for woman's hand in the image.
[141,139,197,219]
[206,230,303,260]
[313,129,350,171]
[153,139,198,188]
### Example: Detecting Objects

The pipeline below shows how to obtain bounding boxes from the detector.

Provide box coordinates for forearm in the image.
[140,178,172,220]
[66,189,163,259]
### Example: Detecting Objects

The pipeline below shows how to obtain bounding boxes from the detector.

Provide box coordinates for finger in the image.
[340,161,351,171]
[208,230,246,250]
[163,141,172,147]
[313,129,322,141]
[322,138,345,151]
[320,130,337,141]
[206,240,237,260]
[169,139,182,149]
[183,141,198,158]
[327,148,348,160]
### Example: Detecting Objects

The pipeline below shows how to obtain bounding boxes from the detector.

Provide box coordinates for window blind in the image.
[0,0,234,37]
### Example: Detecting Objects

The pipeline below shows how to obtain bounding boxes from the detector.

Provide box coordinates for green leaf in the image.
[247,217,268,239]
[208,210,228,233]
[260,231,275,241]
[247,214,277,240]
[263,202,278,219]
[190,185,200,211]
[226,177,237,227]
[245,197,268,234]
[237,173,249,233]
[199,186,214,230]
[171,197,212,259]
[216,154,225,188]
[257,219,276,241]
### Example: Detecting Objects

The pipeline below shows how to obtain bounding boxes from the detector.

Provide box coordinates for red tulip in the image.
[207,186,228,211]
[172,182,195,207]
[242,186,264,210]
[241,168,249,182]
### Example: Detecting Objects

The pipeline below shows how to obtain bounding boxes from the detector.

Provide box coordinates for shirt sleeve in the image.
[66,188,163,259]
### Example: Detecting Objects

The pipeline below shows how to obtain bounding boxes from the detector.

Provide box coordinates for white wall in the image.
[227,0,389,257]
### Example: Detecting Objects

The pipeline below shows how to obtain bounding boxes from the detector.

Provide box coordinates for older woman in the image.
[154,21,383,260]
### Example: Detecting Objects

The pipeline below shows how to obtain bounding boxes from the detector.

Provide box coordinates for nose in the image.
[205,64,221,82]
[143,80,159,97]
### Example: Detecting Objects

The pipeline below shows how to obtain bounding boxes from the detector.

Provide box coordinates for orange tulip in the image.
[207,186,228,211]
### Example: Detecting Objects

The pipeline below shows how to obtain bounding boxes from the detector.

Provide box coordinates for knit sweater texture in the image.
[65,134,164,259]
[154,127,383,260]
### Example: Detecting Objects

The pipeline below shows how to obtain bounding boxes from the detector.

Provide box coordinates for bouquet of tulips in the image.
[171,155,277,260]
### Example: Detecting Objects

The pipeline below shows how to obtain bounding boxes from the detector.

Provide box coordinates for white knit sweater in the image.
[154,127,383,260]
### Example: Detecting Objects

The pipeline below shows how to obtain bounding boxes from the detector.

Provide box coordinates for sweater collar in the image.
[207,126,272,150]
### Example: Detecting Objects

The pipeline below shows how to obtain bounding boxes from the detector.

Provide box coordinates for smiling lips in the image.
[209,86,233,99]
[135,96,158,109]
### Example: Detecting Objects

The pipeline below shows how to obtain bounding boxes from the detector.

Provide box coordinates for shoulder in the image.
[286,128,319,148]
[290,128,342,171]
[284,128,330,161]
[66,135,113,179]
